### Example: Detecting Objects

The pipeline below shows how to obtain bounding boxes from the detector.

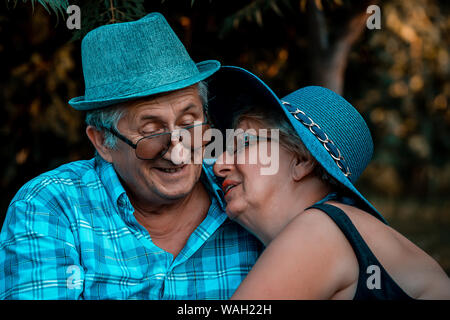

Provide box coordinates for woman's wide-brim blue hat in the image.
[69,12,220,111]
[208,66,387,224]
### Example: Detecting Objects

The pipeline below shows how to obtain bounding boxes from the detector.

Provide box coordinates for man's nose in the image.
[157,129,186,164]
[170,130,183,145]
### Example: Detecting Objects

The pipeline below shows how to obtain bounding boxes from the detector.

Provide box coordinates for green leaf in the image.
[9,0,69,21]
[270,1,283,16]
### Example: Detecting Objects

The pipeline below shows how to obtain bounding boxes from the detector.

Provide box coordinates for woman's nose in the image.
[213,151,234,178]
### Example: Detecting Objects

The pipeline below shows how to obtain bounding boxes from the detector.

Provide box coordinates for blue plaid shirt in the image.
[0,156,262,300]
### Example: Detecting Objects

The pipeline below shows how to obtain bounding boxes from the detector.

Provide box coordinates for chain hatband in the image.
[282,100,351,178]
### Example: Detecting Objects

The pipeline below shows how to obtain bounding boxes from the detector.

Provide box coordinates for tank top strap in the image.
[307,203,413,300]
[308,203,377,268]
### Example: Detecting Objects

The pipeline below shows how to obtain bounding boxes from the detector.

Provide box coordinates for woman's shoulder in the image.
[270,205,361,297]
[231,205,359,299]
[318,201,450,299]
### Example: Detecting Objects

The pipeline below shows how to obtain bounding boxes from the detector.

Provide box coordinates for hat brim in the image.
[69,60,220,111]
[208,66,387,224]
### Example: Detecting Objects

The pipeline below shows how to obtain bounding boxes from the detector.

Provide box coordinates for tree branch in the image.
[306,0,378,94]
[307,0,329,52]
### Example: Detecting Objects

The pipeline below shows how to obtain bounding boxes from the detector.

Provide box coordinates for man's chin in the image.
[155,188,192,201]
[152,178,199,201]
[146,164,202,201]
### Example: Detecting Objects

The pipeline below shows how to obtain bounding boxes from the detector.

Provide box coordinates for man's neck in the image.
[131,181,211,258]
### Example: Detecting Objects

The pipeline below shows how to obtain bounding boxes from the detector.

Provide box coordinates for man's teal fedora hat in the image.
[69,12,220,110]
[208,66,387,224]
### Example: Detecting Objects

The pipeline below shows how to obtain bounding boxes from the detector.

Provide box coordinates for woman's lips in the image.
[222,180,240,197]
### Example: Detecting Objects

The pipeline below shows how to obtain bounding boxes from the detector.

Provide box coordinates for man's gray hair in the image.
[85,81,208,149]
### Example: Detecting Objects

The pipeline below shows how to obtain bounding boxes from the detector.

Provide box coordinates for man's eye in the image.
[143,128,164,135]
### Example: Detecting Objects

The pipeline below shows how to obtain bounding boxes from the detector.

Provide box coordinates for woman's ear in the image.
[291,156,316,182]
[86,126,113,163]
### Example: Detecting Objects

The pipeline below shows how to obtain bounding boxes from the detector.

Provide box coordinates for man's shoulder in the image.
[10,158,98,206]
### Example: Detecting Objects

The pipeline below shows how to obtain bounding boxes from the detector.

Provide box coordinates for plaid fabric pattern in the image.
[0,156,262,300]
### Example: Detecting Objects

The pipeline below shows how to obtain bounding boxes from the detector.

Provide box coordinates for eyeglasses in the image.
[226,132,276,155]
[103,122,211,160]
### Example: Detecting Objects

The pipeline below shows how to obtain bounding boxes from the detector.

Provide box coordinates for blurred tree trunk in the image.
[306,0,378,94]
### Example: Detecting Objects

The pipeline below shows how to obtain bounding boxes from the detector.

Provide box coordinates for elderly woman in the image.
[208,66,450,299]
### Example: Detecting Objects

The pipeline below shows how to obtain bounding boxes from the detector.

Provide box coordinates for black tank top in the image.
[308,202,414,300]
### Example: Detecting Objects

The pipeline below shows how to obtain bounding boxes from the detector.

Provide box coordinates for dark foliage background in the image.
[1,0,449,273]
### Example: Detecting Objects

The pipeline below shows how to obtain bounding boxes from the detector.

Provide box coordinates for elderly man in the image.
[0,13,262,299]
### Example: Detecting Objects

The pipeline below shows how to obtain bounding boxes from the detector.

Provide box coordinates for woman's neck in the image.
[252,177,331,246]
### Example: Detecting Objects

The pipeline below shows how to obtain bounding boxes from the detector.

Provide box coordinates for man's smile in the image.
[153,164,188,175]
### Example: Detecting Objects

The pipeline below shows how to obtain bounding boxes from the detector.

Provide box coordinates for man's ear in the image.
[291,156,316,182]
[86,126,113,163]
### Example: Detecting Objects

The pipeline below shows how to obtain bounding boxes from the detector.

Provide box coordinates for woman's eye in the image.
[233,137,250,153]
[243,135,252,147]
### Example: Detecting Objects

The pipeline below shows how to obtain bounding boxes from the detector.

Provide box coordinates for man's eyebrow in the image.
[137,102,201,122]
[180,103,201,115]
[138,114,159,123]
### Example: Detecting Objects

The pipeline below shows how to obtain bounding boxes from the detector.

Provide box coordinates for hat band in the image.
[281,100,351,178]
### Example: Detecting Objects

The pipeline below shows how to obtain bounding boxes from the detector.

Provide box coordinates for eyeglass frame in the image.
[226,131,279,155]
[101,121,211,160]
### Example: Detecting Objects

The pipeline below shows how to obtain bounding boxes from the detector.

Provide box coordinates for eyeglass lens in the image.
[135,124,211,160]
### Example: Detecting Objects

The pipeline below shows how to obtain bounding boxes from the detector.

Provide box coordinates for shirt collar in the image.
[201,158,226,212]
[95,155,129,210]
